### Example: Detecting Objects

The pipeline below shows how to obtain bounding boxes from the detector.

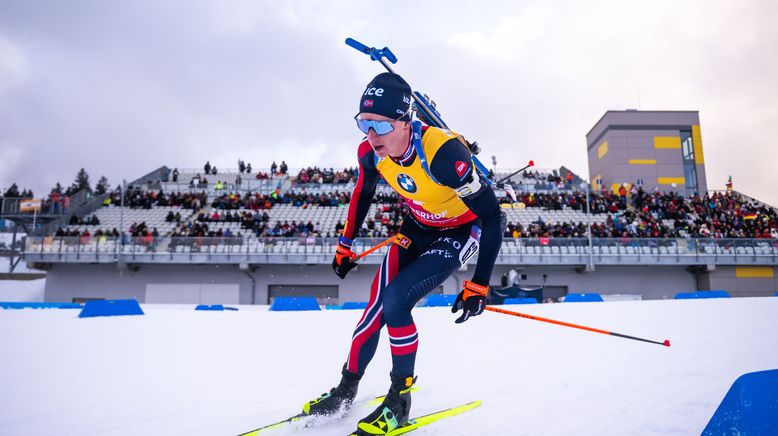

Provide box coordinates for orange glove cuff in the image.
[462,280,489,300]
[335,245,356,264]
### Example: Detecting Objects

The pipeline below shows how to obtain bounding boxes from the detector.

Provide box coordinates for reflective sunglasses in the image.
[354,110,410,136]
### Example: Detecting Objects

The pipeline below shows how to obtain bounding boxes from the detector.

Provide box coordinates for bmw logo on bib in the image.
[397,173,417,193]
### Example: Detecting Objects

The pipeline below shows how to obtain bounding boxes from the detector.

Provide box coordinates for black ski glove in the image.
[332,244,358,279]
[452,280,489,324]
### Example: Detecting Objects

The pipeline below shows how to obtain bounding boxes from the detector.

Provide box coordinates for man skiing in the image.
[304,72,503,435]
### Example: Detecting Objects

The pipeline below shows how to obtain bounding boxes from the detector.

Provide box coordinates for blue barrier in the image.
[674,292,698,299]
[1,302,82,309]
[342,302,368,310]
[325,305,342,310]
[703,369,778,435]
[78,299,144,318]
[700,290,731,298]
[269,296,321,311]
[503,298,538,305]
[564,293,604,303]
[195,304,224,311]
[774,291,778,296]
[674,291,731,299]
[422,294,457,307]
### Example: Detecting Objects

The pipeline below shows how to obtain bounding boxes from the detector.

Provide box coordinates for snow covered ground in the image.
[1,298,777,435]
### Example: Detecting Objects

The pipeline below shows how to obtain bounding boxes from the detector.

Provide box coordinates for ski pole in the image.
[484,306,671,347]
[495,160,536,186]
[355,234,397,260]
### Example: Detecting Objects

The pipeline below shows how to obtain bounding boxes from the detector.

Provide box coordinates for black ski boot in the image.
[356,373,416,435]
[303,367,361,416]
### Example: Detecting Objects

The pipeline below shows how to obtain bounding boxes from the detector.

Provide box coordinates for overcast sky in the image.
[1,0,777,205]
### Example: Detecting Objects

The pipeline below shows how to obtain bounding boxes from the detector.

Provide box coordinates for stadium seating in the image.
[66,204,195,234]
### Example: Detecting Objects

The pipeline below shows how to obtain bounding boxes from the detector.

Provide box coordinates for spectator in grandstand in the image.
[246,163,252,174]
[270,161,278,175]
[307,72,503,433]
[279,161,288,175]
[204,161,211,175]
[238,159,245,174]
[172,168,179,182]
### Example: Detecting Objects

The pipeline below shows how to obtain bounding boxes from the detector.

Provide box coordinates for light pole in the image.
[119,179,126,250]
[581,182,594,271]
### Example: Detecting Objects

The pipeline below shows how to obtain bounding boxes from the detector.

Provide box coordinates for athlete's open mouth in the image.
[372,144,385,153]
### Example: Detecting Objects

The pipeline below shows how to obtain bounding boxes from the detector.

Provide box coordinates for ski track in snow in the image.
[1,298,777,435]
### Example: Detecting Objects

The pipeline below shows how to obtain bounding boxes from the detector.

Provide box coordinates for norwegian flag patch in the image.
[363,100,374,107]
[455,160,469,178]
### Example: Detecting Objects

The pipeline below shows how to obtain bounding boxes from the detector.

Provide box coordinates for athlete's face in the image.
[358,113,411,159]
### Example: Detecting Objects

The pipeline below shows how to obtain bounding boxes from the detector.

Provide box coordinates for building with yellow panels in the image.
[586,110,707,195]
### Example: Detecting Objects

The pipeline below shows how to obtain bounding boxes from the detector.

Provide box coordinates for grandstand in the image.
[3,159,772,306]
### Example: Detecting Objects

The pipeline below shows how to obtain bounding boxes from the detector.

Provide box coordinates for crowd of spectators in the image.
[33,166,778,243]
[69,214,100,226]
[631,189,777,239]
[171,222,243,239]
[106,189,207,210]
[210,190,352,210]
[295,167,359,185]
[501,189,778,240]
[270,161,288,176]
[500,170,577,191]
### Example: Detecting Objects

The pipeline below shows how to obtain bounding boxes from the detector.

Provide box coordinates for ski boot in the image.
[302,367,361,416]
[355,373,416,435]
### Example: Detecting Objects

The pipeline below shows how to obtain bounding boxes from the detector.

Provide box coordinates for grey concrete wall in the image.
[44,261,705,304]
[700,266,777,297]
[45,263,256,303]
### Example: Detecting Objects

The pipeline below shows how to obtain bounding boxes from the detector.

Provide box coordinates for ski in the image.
[238,388,420,435]
[348,400,482,436]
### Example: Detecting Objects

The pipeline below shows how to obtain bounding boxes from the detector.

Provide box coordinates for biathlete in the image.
[303,72,504,434]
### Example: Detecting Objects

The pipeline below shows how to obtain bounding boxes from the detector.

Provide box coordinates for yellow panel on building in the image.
[598,141,608,159]
[692,125,705,164]
[654,136,682,149]
[628,159,657,165]
[735,266,774,278]
[657,177,685,185]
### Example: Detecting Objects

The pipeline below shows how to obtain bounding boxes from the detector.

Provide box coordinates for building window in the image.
[681,130,694,161]
[680,130,698,194]
[684,163,698,192]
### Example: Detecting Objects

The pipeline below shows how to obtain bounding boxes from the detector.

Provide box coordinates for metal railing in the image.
[23,236,778,266]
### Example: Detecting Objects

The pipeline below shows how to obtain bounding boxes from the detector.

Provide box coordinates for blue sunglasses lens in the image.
[355,119,395,135]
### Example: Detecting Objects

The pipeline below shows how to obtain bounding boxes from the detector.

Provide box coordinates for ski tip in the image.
[663,339,671,347]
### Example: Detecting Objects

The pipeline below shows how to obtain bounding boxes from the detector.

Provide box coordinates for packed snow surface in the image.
[1,298,777,435]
